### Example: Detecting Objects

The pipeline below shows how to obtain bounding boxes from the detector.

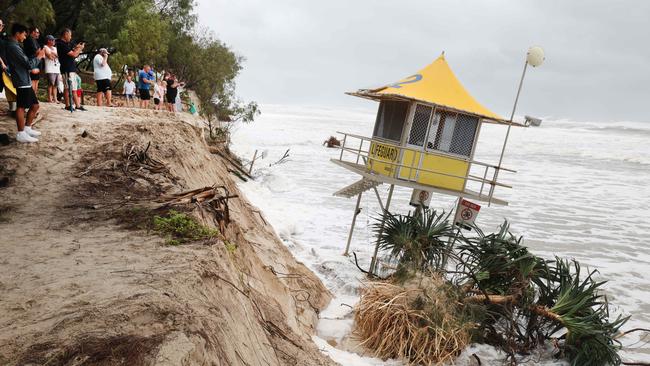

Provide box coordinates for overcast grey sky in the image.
[196,0,650,122]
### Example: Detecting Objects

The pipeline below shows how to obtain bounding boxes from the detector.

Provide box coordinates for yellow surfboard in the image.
[3,72,17,101]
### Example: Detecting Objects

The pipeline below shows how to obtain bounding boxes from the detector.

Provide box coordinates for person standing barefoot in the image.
[93,48,112,106]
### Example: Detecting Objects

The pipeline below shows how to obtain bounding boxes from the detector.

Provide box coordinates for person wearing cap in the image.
[93,48,112,107]
[43,35,61,103]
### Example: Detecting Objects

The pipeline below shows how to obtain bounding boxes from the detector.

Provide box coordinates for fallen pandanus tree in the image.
[353,209,636,365]
[354,277,474,365]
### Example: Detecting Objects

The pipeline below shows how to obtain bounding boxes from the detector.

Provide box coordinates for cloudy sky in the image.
[196,0,650,122]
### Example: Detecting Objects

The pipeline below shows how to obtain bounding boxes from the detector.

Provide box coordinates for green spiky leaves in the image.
[371,208,629,366]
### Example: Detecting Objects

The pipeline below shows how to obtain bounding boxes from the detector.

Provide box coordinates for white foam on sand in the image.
[231,104,650,365]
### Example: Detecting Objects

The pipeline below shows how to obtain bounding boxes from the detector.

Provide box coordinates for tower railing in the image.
[333,131,516,204]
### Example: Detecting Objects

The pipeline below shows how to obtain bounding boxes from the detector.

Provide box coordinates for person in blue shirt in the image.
[138,64,154,109]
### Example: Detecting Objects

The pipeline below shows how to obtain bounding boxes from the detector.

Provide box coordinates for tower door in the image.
[400,103,433,181]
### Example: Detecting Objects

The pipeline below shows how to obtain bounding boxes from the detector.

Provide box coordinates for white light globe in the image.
[526,46,545,67]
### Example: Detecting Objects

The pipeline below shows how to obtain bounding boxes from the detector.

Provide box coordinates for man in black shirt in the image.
[23,27,42,92]
[56,28,85,111]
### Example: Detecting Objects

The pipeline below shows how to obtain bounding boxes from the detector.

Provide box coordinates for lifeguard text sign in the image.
[368,142,399,175]
[369,142,399,162]
[454,198,481,230]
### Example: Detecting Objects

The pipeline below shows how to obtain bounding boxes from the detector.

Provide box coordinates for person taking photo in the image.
[5,23,45,143]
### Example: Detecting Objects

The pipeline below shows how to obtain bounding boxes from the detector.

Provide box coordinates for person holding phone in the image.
[164,72,178,113]
[5,23,45,143]
[23,27,42,92]
[93,48,112,106]
[56,28,85,111]
[138,64,154,109]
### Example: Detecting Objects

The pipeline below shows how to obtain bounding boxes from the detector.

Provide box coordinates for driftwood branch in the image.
[212,150,254,180]
[160,185,238,233]
[352,252,388,280]
[269,149,290,167]
[122,142,168,174]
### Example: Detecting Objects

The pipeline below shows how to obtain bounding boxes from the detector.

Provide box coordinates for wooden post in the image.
[441,197,462,269]
[343,192,363,256]
[248,150,258,175]
[369,184,394,274]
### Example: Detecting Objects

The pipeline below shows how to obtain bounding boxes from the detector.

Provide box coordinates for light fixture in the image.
[526,46,545,67]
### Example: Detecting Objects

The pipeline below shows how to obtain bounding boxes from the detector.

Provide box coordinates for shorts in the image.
[165,91,177,103]
[47,73,62,86]
[30,71,40,81]
[62,72,79,91]
[125,94,134,100]
[139,88,150,100]
[76,89,83,98]
[96,79,111,93]
[153,98,160,105]
[16,87,39,109]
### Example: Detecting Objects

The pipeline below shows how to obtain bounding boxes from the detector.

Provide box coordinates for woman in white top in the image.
[43,35,61,103]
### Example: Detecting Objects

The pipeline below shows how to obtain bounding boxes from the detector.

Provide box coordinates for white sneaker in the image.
[16,131,39,143]
[24,126,42,137]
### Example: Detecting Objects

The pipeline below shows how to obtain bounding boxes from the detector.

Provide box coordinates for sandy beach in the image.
[0,103,335,365]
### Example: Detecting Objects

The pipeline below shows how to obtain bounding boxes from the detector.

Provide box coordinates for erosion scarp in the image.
[0,104,334,366]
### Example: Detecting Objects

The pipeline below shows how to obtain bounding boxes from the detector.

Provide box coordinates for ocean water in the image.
[230,104,650,365]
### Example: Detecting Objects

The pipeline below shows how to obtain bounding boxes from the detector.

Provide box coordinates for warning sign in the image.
[409,189,432,208]
[454,198,481,230]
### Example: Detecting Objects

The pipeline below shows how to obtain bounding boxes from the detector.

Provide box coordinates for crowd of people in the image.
[0,22,190,144]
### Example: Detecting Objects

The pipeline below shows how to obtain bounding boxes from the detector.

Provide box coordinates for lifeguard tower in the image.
[332,49,544,269]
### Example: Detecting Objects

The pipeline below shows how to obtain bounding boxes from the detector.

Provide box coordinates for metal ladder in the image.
[333,178,382,198]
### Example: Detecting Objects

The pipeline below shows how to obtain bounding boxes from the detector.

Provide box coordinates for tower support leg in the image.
[369,184,395,274]
[343,192,363,256]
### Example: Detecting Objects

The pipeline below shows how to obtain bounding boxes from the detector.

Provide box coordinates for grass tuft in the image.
[0,204,11,223]
[224,241,237,254]
[153,210,219,245]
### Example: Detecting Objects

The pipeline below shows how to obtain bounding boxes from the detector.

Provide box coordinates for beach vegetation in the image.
[0,204,11,223]
[375,209,455,277]
[153,210,219,245]
[224,241,237,254]
[355,277,472,364]
[357,208,629,366]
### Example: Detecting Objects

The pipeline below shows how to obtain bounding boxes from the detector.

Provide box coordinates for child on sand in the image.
[153,79,164,111]
[122,75,136,107]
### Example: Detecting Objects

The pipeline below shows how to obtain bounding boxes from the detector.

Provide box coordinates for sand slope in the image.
[0,104,335,365]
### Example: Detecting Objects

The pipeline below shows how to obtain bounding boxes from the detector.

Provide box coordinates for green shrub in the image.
[224,241,237,254]
[370,208,629,366]
[153,210,218,245]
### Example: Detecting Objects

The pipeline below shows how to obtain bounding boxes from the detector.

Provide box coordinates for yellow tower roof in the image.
[348,54,509,124]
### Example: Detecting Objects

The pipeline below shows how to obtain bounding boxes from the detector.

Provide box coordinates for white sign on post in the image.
[454,198,481,230]
[409,189,432,208]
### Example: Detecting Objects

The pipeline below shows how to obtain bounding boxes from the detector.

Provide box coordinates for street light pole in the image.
[490,46,544,206]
